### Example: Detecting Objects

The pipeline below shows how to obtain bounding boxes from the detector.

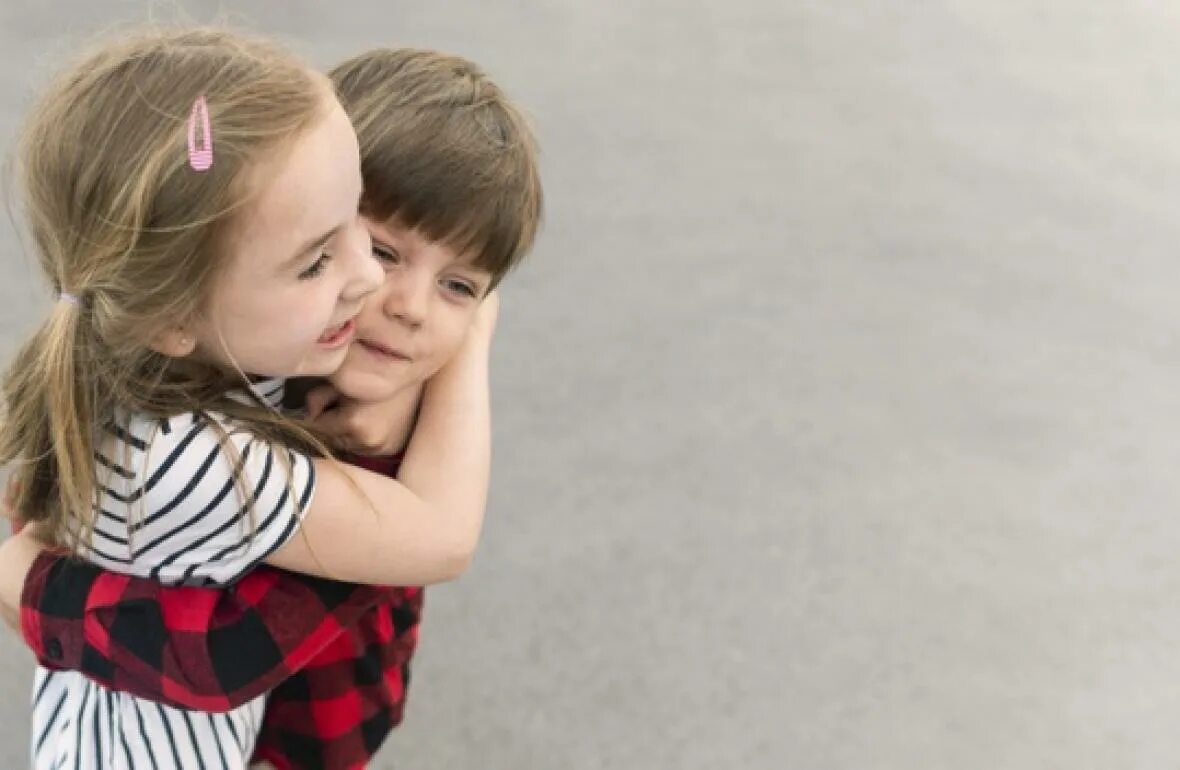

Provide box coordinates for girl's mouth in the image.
[317,319,356,348]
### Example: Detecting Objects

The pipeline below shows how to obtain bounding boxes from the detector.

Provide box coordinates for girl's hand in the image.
[1,479,54,544]
[304,383,343,422]
[471,290,500,341]
[305,384,414,457]
[2,476,19,523]
[0,529,45,631]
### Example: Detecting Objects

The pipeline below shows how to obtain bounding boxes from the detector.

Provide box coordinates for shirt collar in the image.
[225,377,286,409]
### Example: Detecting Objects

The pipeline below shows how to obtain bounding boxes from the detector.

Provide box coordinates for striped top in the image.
[31,378,316,770]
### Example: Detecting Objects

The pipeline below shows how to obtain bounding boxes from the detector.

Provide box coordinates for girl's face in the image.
[328,217,492,401]
[189,91,382,378]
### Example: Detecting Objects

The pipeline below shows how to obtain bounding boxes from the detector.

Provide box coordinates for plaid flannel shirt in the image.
[20,453,422,770]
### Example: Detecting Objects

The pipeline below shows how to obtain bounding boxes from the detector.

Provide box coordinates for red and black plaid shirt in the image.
[20,453,422,770]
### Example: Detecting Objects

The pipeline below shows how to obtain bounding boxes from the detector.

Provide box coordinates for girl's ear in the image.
[148,327,197,358]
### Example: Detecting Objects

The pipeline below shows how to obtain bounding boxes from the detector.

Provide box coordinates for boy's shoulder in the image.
[342,451,405,478]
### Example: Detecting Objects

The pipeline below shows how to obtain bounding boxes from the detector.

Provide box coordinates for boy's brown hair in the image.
[329,49,543,290]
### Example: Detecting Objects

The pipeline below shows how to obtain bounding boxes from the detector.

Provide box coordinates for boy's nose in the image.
[384,272,428,328]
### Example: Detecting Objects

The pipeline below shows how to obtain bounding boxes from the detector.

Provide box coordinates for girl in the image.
[1,28,492,769]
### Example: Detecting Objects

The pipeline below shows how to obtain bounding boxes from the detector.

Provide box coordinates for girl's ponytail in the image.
[0,294,100,545]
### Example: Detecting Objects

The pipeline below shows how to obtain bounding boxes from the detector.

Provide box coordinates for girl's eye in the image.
[442,278,477,298]
[373,245,402,266]
[298,252,330,280]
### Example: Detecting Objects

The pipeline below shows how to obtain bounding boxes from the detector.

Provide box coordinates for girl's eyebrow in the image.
[282,226,341,270]
[284,192,362,270]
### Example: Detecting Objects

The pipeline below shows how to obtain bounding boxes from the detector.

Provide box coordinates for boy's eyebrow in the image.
[446,250,492,276]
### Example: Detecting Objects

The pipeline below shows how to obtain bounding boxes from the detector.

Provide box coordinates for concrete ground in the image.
[3,1,1180,767]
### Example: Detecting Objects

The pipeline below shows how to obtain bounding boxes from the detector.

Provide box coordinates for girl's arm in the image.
[264,293,496,586]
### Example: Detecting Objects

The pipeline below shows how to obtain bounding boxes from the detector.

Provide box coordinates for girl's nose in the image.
[341,217,381,301]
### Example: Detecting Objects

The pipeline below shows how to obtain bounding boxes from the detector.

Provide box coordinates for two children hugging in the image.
[0,27,541,770]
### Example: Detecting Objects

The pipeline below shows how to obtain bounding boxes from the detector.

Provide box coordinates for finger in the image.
[474,291,500,337]
[304,384,341,420]
[480,290,499,320]
[309,403,366,453]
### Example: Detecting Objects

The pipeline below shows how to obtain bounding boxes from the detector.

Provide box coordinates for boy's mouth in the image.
[317,318,356,348]
[358,339,411,362]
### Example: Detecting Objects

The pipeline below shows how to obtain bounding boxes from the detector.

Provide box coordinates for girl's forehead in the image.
[230,100,362,267]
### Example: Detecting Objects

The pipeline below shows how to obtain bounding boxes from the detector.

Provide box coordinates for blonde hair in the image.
[1,27,335,547]
[330,48,543,290]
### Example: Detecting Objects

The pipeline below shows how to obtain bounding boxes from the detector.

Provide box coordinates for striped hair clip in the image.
[187,95,214,171]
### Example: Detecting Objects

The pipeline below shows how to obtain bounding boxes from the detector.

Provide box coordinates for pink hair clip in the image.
[187,95,214,171]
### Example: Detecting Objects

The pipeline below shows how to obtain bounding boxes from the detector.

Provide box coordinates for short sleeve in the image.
[98,412,316,586]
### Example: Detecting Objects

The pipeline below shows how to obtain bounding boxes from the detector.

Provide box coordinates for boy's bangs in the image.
[360,143,540,286]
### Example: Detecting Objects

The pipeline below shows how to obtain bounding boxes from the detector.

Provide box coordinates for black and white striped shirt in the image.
[32,378,315,770]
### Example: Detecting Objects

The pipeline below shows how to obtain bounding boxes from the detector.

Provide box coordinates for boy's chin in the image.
[329,368,418,403]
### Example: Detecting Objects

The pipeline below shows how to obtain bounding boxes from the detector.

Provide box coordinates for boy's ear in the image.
[148,326,197,358]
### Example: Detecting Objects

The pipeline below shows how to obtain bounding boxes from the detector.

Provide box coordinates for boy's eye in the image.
[442,278,477,298]
[373,245,402,266]
[298,252,330,280]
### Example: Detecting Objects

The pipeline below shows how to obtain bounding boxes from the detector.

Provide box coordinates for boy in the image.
[0,47,541,770]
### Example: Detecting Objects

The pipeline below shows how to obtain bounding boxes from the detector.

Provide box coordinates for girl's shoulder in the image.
[101,376,295,481]
[112,376,287,433]
[91,377,315,586]
[107,408,238,457]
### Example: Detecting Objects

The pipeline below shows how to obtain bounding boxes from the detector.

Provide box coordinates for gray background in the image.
[2,1,1180,768]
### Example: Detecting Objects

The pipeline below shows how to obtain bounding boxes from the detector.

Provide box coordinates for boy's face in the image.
[329,216,493,401]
